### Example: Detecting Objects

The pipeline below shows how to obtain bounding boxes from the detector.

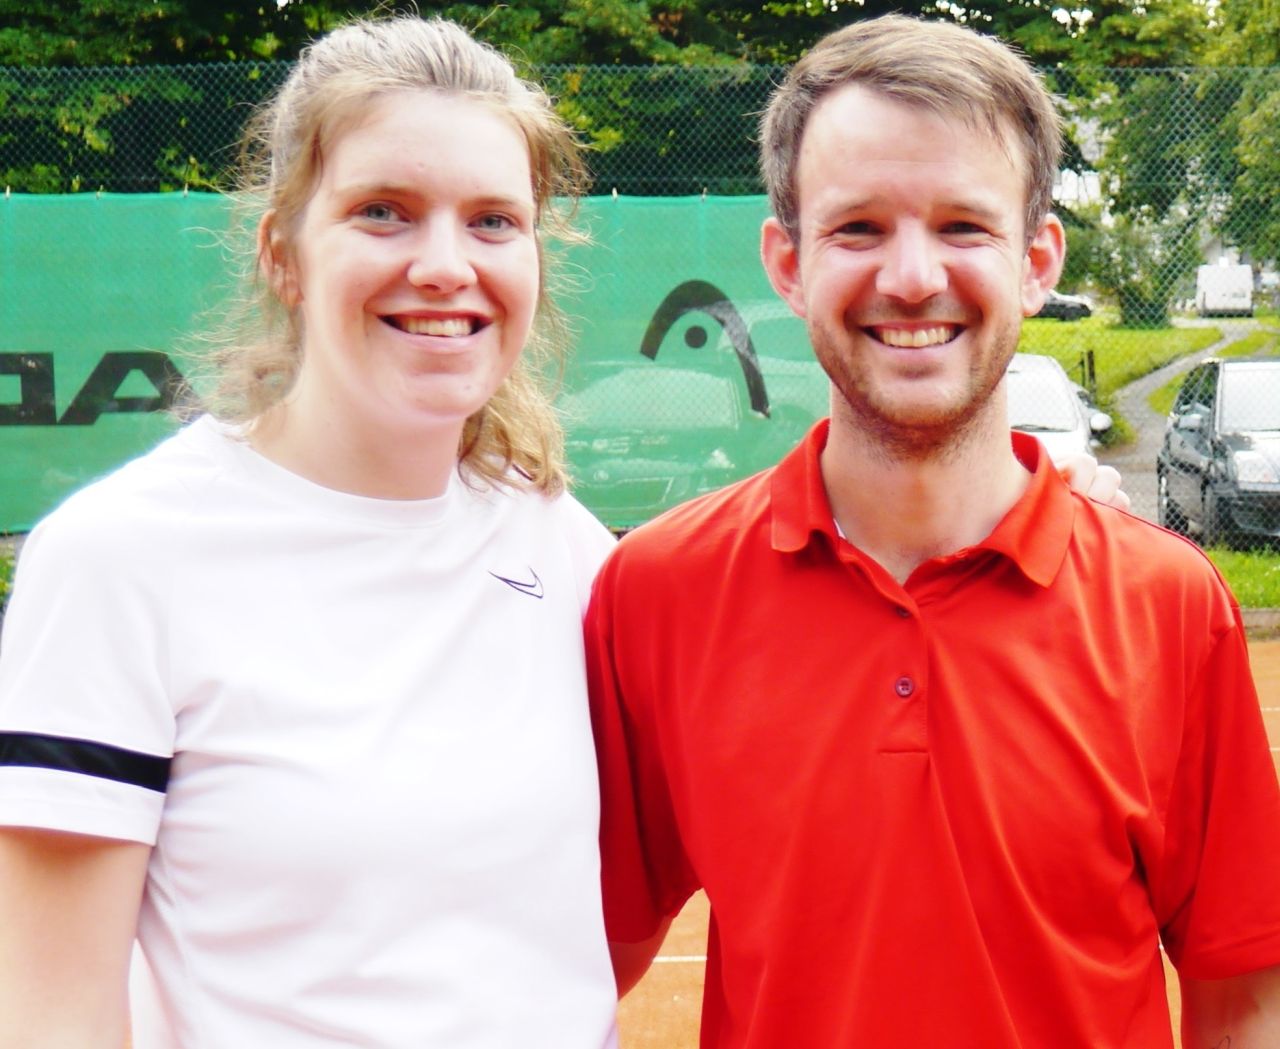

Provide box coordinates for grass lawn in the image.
[1207,547,1280,608]
[1019,316,1223,401]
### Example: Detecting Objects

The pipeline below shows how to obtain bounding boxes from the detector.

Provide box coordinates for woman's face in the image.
[271,90,540,453]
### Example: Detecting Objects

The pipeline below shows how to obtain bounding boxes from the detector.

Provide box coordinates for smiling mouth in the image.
[868,325,960,348]
[385,316,483,337]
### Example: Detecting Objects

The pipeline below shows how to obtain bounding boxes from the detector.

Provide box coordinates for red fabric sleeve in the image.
[585,549,698,946]
[1155,615,1280,979]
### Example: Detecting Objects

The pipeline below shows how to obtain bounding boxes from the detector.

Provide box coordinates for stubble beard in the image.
[810,317,1020,465]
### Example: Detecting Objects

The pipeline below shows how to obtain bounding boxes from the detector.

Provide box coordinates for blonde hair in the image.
[199,15,587,494]
[760,15,1062,245]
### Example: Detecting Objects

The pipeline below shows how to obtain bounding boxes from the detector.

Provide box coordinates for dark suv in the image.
[1156,357,1280,547]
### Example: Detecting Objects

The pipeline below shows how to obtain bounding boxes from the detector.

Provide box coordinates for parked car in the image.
[1034,289,1093,321]
[1156,358,1280,547]
[559,365,745,527]
[560,301,828,530]
[1005,352,1112,459]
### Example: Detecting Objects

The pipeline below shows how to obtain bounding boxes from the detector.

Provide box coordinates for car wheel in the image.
[1201,487,1233,548]
[1157,468,1187,534]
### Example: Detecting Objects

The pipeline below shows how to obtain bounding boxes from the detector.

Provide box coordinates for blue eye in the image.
[360,203,399,222]
[475,213,514,232]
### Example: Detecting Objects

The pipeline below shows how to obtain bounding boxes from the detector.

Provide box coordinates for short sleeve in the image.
[586,546,698,944]
[0,497,176,843]
[1154,619,1280,978]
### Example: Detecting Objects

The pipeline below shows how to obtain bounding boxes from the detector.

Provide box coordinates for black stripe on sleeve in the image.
[0,732,171,793]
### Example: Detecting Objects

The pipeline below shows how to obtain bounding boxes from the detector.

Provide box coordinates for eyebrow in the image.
[818,195,1011,226]
[337,181,534,211]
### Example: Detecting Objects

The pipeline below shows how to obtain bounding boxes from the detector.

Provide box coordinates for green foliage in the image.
[0,0,314,65]
[1067,210,1202,329]
[0,63,286,192]
[434,0,729,65]
[1205,0,1280,67]
[1226,82,1280,262]
[0,0,1226,70]
[1206,547,1280,609]
[543,63,774,194]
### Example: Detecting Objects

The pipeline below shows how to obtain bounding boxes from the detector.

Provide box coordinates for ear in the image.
[1020,212,1066,317]
[257,210,300,308]
[760,216,807,320]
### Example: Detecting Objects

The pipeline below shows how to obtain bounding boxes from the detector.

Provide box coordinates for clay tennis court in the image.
[616,637,1280,1049]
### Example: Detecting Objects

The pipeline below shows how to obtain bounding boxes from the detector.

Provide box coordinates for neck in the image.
[248,401,462,501]
[822,400,1031,584]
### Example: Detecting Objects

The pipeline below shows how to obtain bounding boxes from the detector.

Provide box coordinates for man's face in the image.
[761,85,1063,457]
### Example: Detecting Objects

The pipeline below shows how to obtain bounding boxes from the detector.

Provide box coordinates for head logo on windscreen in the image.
[640,280,771,418]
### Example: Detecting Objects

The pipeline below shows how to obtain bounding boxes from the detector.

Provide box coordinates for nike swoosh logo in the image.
[488,567,544,599]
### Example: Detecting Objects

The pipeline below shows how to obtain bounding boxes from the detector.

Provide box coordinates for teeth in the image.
[876,326,955,348]
[399,317,474,337]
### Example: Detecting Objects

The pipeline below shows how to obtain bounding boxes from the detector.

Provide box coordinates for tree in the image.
[0,0,314,65]
[0,0,302,190]
[1203,0,1280,264]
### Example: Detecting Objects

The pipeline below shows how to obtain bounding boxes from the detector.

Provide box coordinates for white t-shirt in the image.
[0,416,619,1049]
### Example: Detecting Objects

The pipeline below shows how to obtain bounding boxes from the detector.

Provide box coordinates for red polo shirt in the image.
[586,422,1280,1049]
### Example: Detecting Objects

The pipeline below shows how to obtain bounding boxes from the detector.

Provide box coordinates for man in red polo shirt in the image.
[585,14,1280,1048]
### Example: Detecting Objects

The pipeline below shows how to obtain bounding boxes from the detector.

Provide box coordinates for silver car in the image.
[1006,353,1113,459]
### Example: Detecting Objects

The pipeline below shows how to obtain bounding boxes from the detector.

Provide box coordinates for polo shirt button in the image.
[894,676,915,698]
[895,606,910,618]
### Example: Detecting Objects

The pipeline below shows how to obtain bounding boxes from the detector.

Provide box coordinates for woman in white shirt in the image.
[0,15,618,1048]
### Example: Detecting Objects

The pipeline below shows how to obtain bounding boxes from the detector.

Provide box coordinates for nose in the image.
[406,218,476,293]
[875,224,947,304]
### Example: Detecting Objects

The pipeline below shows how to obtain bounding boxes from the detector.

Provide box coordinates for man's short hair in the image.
[760,15,1063,244]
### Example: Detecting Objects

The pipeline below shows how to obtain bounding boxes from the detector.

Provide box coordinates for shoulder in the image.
[463,473,614,555]
[546,488,617,594]
[23,421,224,568]
[11,419,252,617]
[598,466,776,589]
[1066,496,1241,636]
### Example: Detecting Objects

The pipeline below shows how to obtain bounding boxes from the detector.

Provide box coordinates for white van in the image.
[1195,263,1254,317]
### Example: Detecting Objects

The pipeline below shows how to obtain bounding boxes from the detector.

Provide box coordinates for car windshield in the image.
[1220,367,1280,432]
[562,367,741,430]
[1006,367,1079,432]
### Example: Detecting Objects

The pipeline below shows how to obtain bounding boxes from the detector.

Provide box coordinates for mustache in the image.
[848,302,974,326]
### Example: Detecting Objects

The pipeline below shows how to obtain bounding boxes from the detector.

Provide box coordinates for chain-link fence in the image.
[2,62,1279,543]
[0,62,783,194]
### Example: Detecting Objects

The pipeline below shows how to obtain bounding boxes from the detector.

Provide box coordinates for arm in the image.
[0,827,150,1049]
[1054,452,1131,510]
[610,917,675,998]
[1181,966,1280,1049]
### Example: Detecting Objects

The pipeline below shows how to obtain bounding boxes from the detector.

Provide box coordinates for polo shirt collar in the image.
[769,421,1075,588]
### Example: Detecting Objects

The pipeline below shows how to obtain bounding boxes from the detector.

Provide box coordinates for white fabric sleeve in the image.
[0,490,177,843]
